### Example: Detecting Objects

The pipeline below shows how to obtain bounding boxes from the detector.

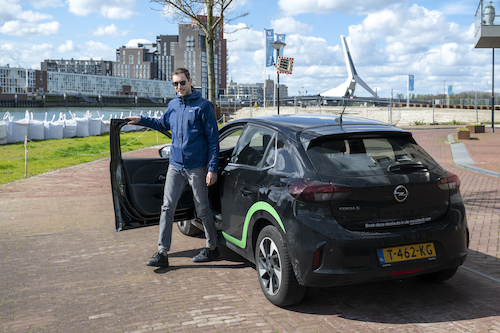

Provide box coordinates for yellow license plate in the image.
[377,242,436,264]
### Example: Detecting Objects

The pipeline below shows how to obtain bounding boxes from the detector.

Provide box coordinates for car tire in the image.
[417,266,459,283]
[177,219,202,236]
[255,225,306,307]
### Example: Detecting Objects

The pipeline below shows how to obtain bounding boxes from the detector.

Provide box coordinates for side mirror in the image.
[159,145,171,159]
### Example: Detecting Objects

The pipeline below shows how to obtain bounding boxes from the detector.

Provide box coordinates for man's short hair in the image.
[172,68,190,80]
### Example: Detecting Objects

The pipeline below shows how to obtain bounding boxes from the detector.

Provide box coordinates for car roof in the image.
[230,114,409,143]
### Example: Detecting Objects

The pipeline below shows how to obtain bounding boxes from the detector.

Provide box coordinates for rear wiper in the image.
[387,161,428,173]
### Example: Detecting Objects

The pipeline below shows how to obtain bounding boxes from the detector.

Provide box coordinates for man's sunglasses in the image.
[172,81,187,87]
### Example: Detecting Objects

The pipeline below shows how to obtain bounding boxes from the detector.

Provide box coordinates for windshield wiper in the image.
[387,161,427,173]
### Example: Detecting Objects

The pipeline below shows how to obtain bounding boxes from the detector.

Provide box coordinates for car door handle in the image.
[240,188,252,196]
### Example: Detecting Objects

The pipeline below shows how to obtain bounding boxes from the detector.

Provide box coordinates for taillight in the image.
[312,248,323,270]
[437,171,461,190]
[288,179,352,202]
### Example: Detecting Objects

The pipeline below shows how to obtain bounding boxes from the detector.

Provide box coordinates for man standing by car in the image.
[125,68,220,268]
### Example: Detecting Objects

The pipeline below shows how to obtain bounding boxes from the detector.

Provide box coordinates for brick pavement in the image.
[1,128,500,333]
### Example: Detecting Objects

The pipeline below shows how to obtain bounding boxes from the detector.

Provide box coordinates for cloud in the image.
[79,40,115,60]
[228,2,493,97]
[0,20,60,36]
[0,0,60,37]
[26,0,63,9]
[17,10,53,22]
[226,23,262,52]
[0,39,115,69]
[67,0,136,19]
[0,42,54,69]
[271,17,313,35]
[277,0,400,16]
[226,22,343,93]
[94,24,129,37]
[125,39,154,48]
[0,0,23,22]
[57,40,79,53]
[339,3,488,96]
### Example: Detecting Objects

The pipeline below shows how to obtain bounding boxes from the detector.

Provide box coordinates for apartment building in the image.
[113,16,227,99]
[41,59,113,76]
[0,65,175,100]
[114,46,154,80]
[227,81,264,99]
[0,66,36,99]
[227,79,288,102]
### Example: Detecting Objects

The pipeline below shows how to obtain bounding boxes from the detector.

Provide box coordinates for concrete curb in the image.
[448,133,500,178]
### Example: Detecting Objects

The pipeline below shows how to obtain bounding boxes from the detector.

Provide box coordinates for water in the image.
[0,106,167,122]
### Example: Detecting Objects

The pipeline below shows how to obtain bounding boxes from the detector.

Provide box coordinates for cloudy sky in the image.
[0,0,494,97]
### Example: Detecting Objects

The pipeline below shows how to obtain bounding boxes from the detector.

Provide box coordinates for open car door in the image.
[109,119,195,231]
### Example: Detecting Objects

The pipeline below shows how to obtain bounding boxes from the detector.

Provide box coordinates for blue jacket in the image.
[139,88,219,172]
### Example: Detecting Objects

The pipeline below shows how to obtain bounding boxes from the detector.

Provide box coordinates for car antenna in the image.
[336,98,346,125]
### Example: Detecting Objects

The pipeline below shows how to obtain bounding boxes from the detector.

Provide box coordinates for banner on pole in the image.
[276,34,286,56]
[408,75,414,91]
[448,85,452,96]
[265,29,274,67]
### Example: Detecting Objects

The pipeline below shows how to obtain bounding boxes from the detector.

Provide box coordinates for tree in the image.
[151,0,248,107]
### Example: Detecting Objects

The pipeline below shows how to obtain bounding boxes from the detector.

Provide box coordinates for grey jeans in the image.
[158,164,217,252]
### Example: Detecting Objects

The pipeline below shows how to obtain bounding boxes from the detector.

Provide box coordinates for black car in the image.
[109,114,469,307]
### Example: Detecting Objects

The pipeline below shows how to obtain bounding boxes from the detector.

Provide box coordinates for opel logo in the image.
[393,185,409,202]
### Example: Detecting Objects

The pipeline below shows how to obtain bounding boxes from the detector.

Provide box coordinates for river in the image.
[1,106,167,122]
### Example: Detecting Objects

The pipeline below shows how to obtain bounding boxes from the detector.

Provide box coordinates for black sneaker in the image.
[146,251,169,267]
[192,247,220,262]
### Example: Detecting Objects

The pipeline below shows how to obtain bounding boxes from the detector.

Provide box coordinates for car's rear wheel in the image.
[417,266,459,283]
[255,225,306,307]
[177,219,202,236]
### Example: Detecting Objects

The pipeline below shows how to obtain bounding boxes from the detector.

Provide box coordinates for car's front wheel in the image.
[177,219,201,236]
[255,225,306,307]
[417,266,459,283]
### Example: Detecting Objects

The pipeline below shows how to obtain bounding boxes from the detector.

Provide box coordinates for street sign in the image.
[277,57,294,74]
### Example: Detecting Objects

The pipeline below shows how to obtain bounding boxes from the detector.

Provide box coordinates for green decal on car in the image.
[222,201,285,249]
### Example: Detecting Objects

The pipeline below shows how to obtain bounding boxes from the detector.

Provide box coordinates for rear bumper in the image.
[287,208,469,288]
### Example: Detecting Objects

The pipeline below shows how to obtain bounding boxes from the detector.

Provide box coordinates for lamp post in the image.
[492,48,495,133]
[270,40,286,115]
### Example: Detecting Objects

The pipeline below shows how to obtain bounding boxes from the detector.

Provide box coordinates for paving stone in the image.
[1,129,500,332]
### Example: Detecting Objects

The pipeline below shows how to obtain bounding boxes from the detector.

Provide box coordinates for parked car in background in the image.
[110,114,469,307]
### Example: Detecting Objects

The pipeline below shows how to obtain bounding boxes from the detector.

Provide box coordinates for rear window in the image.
[306,136,439,176]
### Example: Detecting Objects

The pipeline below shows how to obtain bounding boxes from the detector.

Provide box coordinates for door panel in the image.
[110,119,194,231]
[220,125,276,247]
[122,158,168,217]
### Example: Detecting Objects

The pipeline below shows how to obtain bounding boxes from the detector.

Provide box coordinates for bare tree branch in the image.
[150,0,250,106]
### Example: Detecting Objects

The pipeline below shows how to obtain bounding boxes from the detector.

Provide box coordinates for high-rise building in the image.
[191,15,227,96]
[112,16,227,99]
[154,35,178,81]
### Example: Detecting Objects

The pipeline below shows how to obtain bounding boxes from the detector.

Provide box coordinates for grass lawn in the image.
[0,129,171,186]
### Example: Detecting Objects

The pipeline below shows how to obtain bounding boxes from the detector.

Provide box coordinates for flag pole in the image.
[264,29,266,109]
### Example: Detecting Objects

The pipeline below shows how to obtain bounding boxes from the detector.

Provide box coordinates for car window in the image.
[232,125,275,168]
[219,129,243,152]
[306,136,439,176]
[262,136,276,168]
